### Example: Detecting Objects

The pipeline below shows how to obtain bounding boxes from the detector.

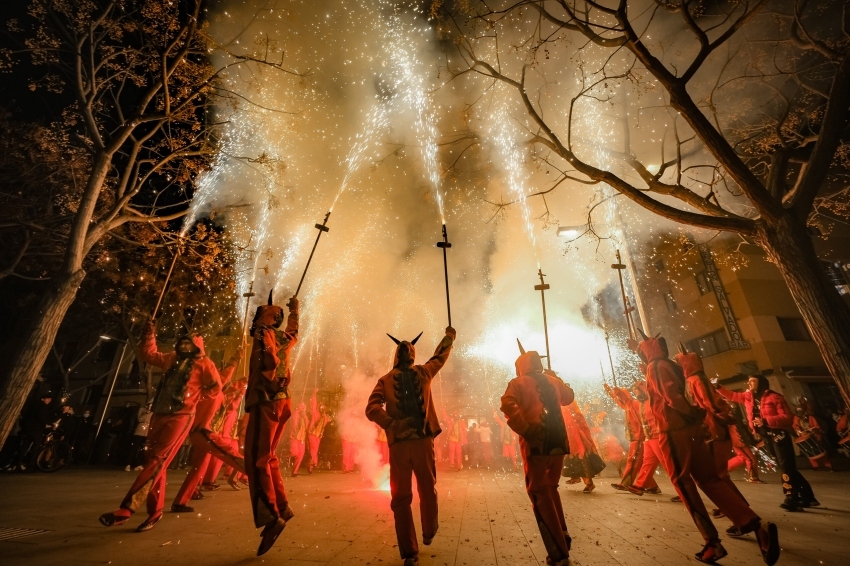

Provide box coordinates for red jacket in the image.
[500,353,574,457]
[717,386,794,433]
[366,332,454,446]
[606,385,644,442]
[139,327,221,416]
[676,352,731,442]
[639,339,702,433]
[246,306,298,408]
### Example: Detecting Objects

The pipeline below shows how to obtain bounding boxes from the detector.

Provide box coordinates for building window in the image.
[654,259,665,273]
[822,261,850,296]
[777,317,812,341]
[664,292,677,313]
[686,329,731,358]
[695,271,710,296]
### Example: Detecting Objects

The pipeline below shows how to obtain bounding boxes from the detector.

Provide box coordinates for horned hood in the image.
[515,351,545,377]
[174,334,205,358]
[637,338,667,363]
[388,331,422,369]
[675,352,703,377]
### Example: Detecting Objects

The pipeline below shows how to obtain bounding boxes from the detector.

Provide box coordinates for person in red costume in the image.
[203,369,248,489]
[560,400,602,493]
[727,401,764,483]
[675,347,748,520]
[444,410,466,470]
[366,327,455,566]
[717,374,817,511]
[170,348,246,511]
[307,389,331,473]
[603,382,647,490]
[501,346,575,566]
[635,334,779,565]
[625,379,664,496]
[244,291,299,556]
[98,323,222,532]
[340,424,358,473]
[493,411,519,471]
[288,401,308,476]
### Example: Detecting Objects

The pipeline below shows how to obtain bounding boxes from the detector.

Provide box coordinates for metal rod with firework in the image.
[295,211,331,298]
[239,280,256,378]
[534,269,552,370]
[604,329,618,388]
[151,246,181,320]
[435,224,452,326]
[611,250,634,341]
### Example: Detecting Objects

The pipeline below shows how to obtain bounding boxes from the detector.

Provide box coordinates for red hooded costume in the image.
[639,336,769,558]
[604,383,645,488]
[244,294,298,556]
[675,351,746,503]
[366,327,454,563]
[99,325,221,530]
[629,380,662,493]
[204,373,248,485]
[501,351,574,566]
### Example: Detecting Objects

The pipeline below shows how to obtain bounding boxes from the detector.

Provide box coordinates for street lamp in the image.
[557,224,588,239]
[90,334,129,464]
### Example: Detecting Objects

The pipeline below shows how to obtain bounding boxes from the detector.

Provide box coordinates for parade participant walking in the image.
[126,403,152,471]
[560,400,603,493]
[493,411,519,471]
[727,402,764,483]
[170,348,245,511]
[244,292,299,556]
[478,420,493,466]
[675,348,747,507]
[635,335,779,565]
[625,380,663,496]
[288,402,308,476]
[307,389,331,473]
[203,369,248,489]
[717,374,817,511]
[444,411,466,470]
[793,406,833,471]
[603,382,646,490]
[500,349,574,566]
[366,326,455,566]
[98,322,221,532]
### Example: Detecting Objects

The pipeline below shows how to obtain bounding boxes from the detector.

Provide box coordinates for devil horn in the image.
[411,331,423,345]
[654,331,662,339]
[678,341,688,355]
[268,288,274,305]
[386,333,401,345]
[636,327,649,340]
[517,339,526,355]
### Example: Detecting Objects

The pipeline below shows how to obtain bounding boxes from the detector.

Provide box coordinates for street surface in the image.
[0,465,847,565]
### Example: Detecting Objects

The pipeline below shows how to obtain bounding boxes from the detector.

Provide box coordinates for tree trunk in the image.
[755,214,850,409]
[0,269,86,447]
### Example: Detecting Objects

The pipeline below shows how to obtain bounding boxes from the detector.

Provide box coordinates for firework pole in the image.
[611,250,635,341]
[240,280,256,378]
[534,269,552,369]
[295,211,331,298]
[436,224,452,326]
[604,329,618,388]
[151,246,181,319]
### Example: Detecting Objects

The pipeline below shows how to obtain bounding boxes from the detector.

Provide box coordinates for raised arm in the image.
[219,347,243,388]
[716,385,748,405]
[603,383,632,411]
[137,321,174,369]
[419,327,456,380]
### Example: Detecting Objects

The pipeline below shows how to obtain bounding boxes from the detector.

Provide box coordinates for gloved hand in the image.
[390,417,418,440]
[287,297,299,313]
[445,326,456,340]
[227,346,244,365]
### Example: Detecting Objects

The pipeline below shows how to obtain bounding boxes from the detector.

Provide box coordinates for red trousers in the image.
[448,441,463,469]
[659,426,760,544]
[620,440,646,487]
[203,409,240,484]
[118,413,193,516]
[245,399,291,528]
[290,439,305,474]
[633,437,662,489]
[308,433,321,468]
[728,446,756,473]
[172,427,246,506]
[342,439,357,472]
[389,437,438,559]
[709,439,746,504]
[523,454,570,562]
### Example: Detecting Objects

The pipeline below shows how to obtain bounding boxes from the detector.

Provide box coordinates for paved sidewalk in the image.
[0,465,847,565]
